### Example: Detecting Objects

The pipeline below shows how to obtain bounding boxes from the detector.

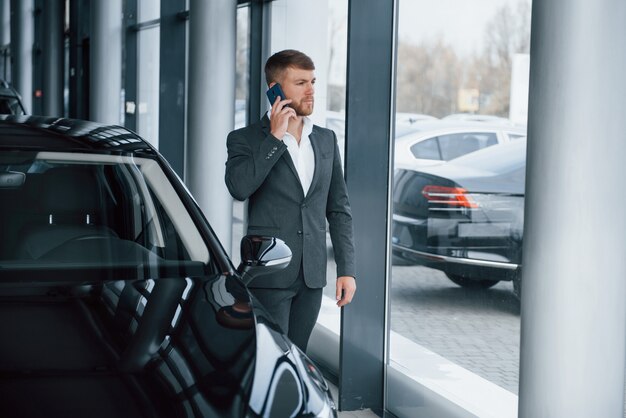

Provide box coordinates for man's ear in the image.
[268,82,276,88]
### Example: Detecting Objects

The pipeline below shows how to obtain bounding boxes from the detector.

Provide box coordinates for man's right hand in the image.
[270,97,295,139]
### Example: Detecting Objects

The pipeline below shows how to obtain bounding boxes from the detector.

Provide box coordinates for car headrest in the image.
[40,167,102,216]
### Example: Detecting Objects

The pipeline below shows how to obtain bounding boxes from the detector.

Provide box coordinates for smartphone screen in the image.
[266,83,287,105]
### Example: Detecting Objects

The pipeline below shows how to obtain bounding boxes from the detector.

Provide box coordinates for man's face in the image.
[275,67,315,116]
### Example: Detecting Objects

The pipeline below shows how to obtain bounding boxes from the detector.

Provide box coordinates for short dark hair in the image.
[264,49,315,85]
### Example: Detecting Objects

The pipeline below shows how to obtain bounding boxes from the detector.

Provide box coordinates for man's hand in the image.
[269,96,295,139]
[336,276,356,307]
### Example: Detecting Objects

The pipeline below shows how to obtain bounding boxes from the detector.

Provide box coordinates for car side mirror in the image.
[237,235,292,285]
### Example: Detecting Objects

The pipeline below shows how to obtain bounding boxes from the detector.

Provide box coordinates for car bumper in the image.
[392,242,520,281]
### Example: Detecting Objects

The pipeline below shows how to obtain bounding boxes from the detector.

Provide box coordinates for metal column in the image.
[42,0,63,116]
[158,0,186,176]
[0,0,9,81]
[68,0,90,120]
[519,1,626,416]
[339,0,396,413]
[90,0,122,124]
[187,0,236,250]
[122,0,137,132]
[247,0,270,124]
[31,0,42,115]
[10,0,34,112]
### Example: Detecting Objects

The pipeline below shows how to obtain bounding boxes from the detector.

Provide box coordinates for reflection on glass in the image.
[391,0,531,400]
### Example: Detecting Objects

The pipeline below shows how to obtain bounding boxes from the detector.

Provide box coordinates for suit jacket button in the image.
[297,230,303,235]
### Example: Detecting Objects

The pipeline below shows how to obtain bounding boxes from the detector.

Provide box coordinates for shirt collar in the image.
[266,110,313,138]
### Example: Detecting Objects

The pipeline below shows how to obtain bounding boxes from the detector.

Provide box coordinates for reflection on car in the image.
[0,80,26,115]
[0,115,337,418]
[392,139,526,298]
[394,120,526,168]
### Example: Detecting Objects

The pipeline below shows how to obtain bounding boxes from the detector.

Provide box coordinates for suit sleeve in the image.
[225,129,288,201]
[326,132,356,279]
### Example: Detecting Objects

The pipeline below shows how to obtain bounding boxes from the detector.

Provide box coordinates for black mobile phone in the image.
[266,83,287,105]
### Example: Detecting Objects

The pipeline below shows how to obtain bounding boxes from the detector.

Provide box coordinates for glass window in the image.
[267,0,349,372]
[231,5,251,267]
[235,6,249,130]
[390,1,531,413]
[410,137,441,160]
[133,0,161,147]
[137,26,160,147]
[0,150,210,274]
[438,131,498,160]
[138,0,160,21]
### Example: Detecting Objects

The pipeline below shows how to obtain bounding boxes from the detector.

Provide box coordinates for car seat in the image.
[15,166,118,260]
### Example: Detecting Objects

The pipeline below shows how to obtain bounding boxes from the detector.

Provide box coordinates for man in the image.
[225,49,356,352]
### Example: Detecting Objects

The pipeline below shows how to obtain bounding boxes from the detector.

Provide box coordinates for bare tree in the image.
[479,0,531,115]
[396,38,461,117]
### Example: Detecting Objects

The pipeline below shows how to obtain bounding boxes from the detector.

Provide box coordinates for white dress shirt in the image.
[268,111,315,196]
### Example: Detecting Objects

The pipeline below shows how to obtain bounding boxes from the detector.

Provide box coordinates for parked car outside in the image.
[325,110,436,164]
[0,115,337,417]
[391,139,526,298]
[394,120,526,168]
[0,80,26,115]
[441,113,515,125]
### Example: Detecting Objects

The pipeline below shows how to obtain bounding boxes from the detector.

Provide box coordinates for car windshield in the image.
[0,150,210,281]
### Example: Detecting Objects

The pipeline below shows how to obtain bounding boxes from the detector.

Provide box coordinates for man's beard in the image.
[292,100,314,116]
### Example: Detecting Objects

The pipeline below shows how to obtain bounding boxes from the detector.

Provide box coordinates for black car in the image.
[0,116,336,417]
[0,80,26,115]
[392,139,526,297]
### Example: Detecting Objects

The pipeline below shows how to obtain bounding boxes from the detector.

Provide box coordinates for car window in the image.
[0,97,25,115]
[507,133,526,141]
[0,151,211,280]
[410,137,441,160]
[438,132,498,160]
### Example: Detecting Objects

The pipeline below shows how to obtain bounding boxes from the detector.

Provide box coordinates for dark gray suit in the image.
[225,115,355,348]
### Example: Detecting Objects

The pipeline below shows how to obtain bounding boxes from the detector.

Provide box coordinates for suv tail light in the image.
[422,185,478,208]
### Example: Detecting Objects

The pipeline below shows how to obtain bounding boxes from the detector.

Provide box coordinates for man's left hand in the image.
[336,276,356,307]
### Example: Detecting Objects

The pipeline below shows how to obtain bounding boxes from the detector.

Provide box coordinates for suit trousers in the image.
[249,266,323,352]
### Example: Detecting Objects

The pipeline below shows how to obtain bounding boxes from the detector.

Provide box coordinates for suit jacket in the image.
[225,115,356,289]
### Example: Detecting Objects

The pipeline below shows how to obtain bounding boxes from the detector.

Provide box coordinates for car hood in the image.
[184,274,335,417]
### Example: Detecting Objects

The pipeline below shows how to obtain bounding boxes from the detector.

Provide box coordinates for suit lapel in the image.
[260,115,303,195]
[307,128,322,199]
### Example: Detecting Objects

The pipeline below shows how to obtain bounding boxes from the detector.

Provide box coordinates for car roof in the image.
[0,115,155,154]
[394,119,526,141]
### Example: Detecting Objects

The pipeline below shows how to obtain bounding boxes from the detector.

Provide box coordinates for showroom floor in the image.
[327,381,381,418]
